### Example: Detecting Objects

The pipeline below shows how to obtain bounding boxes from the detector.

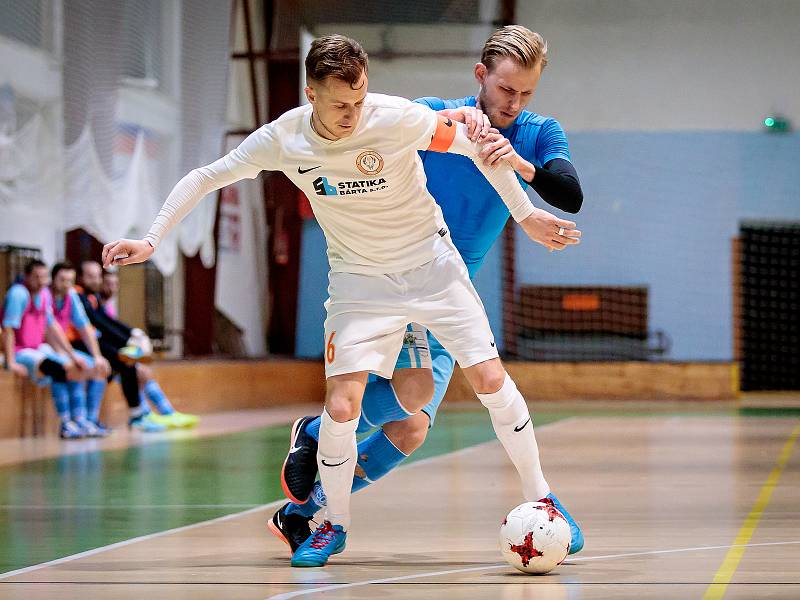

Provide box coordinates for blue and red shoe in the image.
[290,520,346,567]
[542,493,584,554]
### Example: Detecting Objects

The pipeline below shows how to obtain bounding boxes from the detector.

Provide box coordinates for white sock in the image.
[477,374,550,500]
[317,408,358,530]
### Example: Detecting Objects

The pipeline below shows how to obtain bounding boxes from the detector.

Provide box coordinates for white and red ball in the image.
[499,501,570,574]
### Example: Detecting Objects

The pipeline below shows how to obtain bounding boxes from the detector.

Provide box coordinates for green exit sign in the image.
[763,116,791,133]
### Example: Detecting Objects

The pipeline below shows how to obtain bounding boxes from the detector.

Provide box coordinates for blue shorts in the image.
[366,323,456,427]
[15,344,67,385]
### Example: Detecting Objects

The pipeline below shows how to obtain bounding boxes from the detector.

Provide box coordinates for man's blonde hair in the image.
[481,25,548,71]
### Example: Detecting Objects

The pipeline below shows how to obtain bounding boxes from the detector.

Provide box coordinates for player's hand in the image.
[102,239,154,268]
[9,362,28,378]
[94,356,112,379]
[478,130,523,170]
[63,360,83,381]
[519,207,581,252]
[71,353,90,372]
[442,107,491,142]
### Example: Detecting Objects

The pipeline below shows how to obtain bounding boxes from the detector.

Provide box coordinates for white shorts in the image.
[323,249,498,378]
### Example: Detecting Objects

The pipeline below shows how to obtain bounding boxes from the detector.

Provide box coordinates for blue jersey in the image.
[2,284,54,329]
[415,95,571,277]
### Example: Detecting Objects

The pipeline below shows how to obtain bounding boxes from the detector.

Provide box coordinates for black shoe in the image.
[281,416,319,504]
[267,502,313,554]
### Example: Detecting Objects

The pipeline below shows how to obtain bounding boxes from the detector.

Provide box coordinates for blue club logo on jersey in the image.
[313,176,338,196]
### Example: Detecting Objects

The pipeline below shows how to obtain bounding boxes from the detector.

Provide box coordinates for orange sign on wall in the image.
[562,294,601,311]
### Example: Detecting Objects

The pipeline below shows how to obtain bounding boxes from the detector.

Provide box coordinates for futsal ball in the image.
[499,501,571,574]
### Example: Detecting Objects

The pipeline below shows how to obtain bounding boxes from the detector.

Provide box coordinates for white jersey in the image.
[145,93,534,275]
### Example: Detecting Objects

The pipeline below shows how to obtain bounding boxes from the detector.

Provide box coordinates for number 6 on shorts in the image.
[326,331,336,364]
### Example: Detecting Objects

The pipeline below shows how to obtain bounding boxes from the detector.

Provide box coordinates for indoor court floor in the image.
[0,401,798,599]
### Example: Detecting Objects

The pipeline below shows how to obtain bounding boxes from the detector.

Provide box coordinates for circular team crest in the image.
[356,150,384,175]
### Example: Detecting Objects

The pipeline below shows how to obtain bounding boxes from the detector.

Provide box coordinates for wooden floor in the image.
[1,411,799,599]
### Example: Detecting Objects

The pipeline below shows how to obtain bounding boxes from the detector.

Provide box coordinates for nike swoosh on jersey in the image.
[514,418,531,432]
[321,458,350,467]
[298,165,322,174]
[289,444,303,454]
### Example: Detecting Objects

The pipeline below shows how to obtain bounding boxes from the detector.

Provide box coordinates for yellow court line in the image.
[702,421,800,600]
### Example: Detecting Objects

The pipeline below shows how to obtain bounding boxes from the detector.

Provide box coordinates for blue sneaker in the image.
[75,418,110,438]
[544,493,584,554]
[91,421,113,437]
[291,521,347,567]
[60,420,84,439]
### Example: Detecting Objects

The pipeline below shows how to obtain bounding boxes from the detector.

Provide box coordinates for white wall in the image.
[311,23,490,101]
[517,0,800,131]
[313,2,800,132]
[0,32,64,265]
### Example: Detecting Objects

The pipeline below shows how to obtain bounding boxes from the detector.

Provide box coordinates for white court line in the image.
[265,540,800,600]
[0,504,262,510]
[0,416,571,581]
[0,501,282,580]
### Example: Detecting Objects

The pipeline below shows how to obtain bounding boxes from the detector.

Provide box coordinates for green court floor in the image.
[0,410,566,573]
[0,402,754,574]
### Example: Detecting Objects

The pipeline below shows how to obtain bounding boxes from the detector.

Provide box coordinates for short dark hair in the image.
[51,262,76,281]
[24,259,47,275]
[305,35,368,88]
[79,260,100,278]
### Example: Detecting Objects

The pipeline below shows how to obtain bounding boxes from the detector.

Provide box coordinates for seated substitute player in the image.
[49,262,113,437]
[274,26,585,555]
[75,261,166,432]
[1,260,89,439]
[101,34,581,568]
[100,269,198,429]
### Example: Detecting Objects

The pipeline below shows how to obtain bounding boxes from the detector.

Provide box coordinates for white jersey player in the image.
[102,34,581,568]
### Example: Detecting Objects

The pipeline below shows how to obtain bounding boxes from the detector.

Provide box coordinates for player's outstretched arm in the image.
[100,162,226,268]
[102,123,280,268]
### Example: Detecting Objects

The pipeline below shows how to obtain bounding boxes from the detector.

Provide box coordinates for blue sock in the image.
[358,377,410,433]
[285,483,326,518]
[144,380,174,415]
[67,381,87,422]
[351,429,407,491]
[86,379,106,422]
[51,382,70,422]
[285,428,407,518]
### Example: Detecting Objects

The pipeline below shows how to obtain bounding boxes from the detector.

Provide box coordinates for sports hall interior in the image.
[1,1,798,598]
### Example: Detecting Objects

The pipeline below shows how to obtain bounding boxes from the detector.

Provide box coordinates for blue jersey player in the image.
[271,26,585,560]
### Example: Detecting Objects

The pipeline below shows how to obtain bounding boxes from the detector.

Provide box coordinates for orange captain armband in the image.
[427,114,457,152]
